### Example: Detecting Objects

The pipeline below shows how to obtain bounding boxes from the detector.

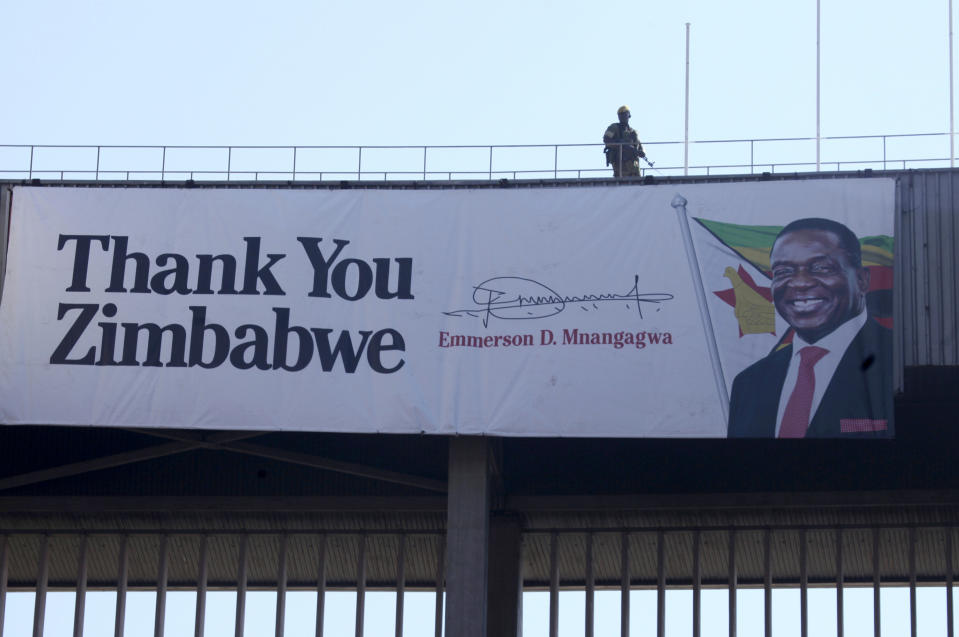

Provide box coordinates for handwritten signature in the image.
[443,275,674,327]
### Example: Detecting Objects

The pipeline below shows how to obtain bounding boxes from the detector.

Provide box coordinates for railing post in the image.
[115,535,129,637]
[161,147,167,181]
[585,533,594,637]
[235,534,248,637]
[292,147,297,181]
[29,146,34,179]
[33,535,49,637]
[156,534,170,637]
[947,527,954,637]
[489,146,493,180]
[883,136,887,170]
[750,140,755,174]
[73,535,88,637]
[873,528,881,637]
[423,147,427,181]
[196,535,209,637]
[0,536,7,637]
[554,145,558,179]
[357,147,362,180]
[227,147,233,181]
[96,146,101,181]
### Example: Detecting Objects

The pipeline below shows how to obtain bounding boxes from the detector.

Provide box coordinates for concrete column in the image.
[445,436,491,637]
[488,513,523,637]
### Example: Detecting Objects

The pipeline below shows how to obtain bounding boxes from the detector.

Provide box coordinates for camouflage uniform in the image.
[603,122,644,177]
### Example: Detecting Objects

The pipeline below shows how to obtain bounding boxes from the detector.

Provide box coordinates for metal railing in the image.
[1,523,955,637]
[0,132,955,183]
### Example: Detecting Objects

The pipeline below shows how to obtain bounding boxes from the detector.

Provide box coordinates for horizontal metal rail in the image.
[0,132,954,182]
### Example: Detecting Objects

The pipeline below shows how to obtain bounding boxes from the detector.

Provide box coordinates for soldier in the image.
[603,105,645,177]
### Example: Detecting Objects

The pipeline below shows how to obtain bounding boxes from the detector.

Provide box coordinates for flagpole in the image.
[816,0,821,171]
[950,0,955,168]
[671,194,730,427]
[684,23,691,176]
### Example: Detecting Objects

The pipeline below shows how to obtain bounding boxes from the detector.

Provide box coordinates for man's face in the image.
[769,228,869,343]
[618,110,630,126]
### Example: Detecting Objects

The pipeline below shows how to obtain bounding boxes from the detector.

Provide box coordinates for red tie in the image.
[779,346,829,439]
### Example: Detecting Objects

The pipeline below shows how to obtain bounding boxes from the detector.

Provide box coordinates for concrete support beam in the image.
[445,437,491,637]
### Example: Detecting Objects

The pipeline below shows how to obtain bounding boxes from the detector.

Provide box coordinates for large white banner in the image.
[0,181,895,437]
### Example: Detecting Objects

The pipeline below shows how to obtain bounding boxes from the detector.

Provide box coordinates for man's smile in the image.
[785,297,828,312]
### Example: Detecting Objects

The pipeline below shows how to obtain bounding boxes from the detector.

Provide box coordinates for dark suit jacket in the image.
[727,319,894,438]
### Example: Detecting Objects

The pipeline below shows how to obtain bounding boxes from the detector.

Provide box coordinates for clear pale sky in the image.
[1,0,953,148]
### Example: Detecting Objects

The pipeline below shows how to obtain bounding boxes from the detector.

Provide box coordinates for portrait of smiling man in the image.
[727,217,893,438]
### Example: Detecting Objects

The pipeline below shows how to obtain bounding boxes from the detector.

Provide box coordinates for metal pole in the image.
[357,147,362,180]
[836,529,844,637]
[873,528,881,637]
[423,147,427,180]
[621,531,630,637]
[909,528,917,637]
[395,534,406,637]
[115,535,129,637]
[227,147,232,181]
[96,146,101,181]
[315,535,327,637]
[356,535,367,637]
[816,0,822,171]
[684,23,691,176]
[74,535,89,637]
[33,536,49,637]
[728,531,737,637]
[235,535,248,637]
[0,536,7,637]
[549,532,559,637]
[947,527,954,637]
[692,531,701,637]
[951,0,955,167]
[764,530,772,637]
[434,537,445,637]
[276,534,288,637]
[800,529,808,637]
[585,533,595,637]
[156,535,170,637]
[196,535,209,637]
[292,147,298,181]
[657,531,665,637]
